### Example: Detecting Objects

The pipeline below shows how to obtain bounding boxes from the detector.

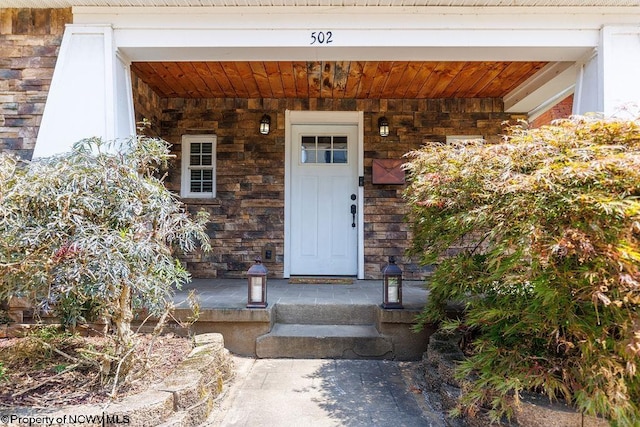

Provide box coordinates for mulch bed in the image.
[0,331,192,408]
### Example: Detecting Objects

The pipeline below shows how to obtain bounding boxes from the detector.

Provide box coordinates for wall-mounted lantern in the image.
[382,256,403,309]
[259,114,271,135]
[247,257,268,308]
[378,116,389,137]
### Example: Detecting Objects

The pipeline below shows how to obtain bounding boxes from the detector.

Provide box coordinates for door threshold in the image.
[288,277,355,285]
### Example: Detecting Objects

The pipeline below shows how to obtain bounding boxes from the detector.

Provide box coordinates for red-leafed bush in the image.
[404,115,640,425]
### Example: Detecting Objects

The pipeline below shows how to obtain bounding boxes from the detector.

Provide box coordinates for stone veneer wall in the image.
[141,95,524,279]
[158,98,286,278]
[363,98,517,279]
[132,73,164,137]
[0,8,72,159]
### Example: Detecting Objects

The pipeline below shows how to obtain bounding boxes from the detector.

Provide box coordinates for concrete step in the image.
[275,303,376,325]
[256,323,393,359]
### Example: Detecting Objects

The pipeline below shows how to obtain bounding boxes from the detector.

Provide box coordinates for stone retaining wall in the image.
[0,333,234,427]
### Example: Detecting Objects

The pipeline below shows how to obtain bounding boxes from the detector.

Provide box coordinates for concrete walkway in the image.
[178,279,442,425]
[206,356,446,427]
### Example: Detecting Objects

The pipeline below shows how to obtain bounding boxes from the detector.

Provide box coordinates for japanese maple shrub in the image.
[404,115,640,425]
[0,134,210,354]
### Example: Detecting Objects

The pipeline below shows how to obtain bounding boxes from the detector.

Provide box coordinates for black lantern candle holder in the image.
[382,256,403,309]
[247,257,268,308]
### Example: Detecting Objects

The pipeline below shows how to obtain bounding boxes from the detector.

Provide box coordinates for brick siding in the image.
[530,94,574,128]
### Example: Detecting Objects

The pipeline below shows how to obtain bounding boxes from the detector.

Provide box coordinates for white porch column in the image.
[33,25,135,158]
[574,25,640,117]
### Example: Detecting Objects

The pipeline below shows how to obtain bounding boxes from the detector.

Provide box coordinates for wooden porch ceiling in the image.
[131,61,547,100]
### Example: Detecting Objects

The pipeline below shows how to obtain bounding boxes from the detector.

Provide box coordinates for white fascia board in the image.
[113,28,596,62]
[72,6,640,30]
[113,28,598,49]
[73,5,637,62]
[504,62,577,113]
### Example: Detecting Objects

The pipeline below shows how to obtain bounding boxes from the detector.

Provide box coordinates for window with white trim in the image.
[446,135,484,143]
[181,135,216,198]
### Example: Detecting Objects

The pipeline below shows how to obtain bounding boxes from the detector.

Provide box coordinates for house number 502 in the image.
[310,31,333,45]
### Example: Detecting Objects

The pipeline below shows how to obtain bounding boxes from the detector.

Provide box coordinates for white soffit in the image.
[504,61,577,113]
[1,0,640,6]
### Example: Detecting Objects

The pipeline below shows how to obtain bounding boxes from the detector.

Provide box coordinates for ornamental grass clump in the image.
[0,133,211,356]
[404,115,640,425]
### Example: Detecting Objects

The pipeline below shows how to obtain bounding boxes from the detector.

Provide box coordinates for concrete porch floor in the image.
[173,278,429,309]
[169,279,433,360]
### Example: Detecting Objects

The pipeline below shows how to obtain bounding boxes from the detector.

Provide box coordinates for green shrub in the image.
[0,133,210,353]
[404,115,640,425]
[54,293,101,331]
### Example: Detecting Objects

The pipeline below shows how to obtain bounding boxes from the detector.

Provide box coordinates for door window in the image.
[301,135,348,164]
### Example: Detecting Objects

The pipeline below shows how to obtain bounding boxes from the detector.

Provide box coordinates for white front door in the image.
[289,124,359,276]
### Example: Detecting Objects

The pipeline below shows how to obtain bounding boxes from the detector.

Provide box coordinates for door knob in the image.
[350,204,356,228]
